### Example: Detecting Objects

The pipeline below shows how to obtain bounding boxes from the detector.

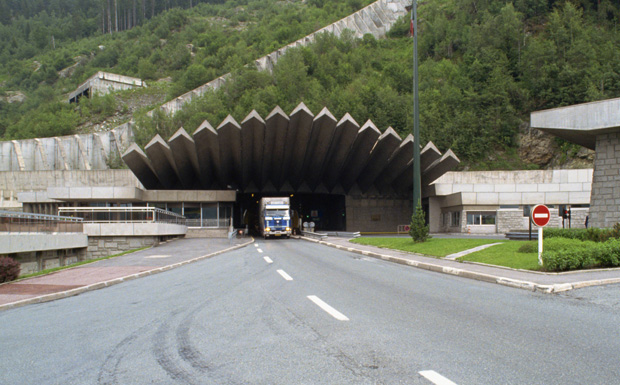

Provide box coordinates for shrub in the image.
[596,238,620,267]
[0,257,20,283]
[544,225,620,243]
[517,241,536,253]
[542,246,598,272]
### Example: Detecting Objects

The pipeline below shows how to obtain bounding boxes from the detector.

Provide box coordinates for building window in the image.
[450,212,460,227]
[467,212,496,225]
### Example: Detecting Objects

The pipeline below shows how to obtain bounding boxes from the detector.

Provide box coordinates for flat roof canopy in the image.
[530,97,620,150]
[123,103,459,197]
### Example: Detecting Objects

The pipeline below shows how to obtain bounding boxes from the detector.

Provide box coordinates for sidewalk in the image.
[0,237,253,311]
[304,236,620,293]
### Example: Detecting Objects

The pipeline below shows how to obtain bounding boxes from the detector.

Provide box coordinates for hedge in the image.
[542,238,620,272]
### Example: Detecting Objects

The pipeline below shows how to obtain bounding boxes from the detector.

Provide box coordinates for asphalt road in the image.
[1,239,619,384]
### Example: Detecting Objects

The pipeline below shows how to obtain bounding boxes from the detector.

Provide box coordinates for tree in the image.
[409,201,430,243]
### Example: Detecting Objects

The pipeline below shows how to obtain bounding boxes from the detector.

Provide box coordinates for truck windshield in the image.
[266,210,288,217]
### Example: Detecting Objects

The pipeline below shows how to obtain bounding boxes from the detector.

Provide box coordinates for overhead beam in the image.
[144,134,181,189]
[121,143,161,189]
[169,128,201,189]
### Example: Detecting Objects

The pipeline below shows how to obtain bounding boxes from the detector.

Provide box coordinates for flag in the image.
[410,18,414,36]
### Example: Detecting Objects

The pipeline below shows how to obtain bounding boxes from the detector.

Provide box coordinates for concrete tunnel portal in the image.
[237,193,346,233]
[122,104,460,232]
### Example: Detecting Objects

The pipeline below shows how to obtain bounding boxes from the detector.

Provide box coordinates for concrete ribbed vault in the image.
[122,104,460,196]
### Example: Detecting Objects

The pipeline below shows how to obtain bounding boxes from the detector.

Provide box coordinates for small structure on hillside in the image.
[68,71,146,104]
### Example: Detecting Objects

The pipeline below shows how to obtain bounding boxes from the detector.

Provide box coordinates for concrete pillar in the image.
[590,132,620,228]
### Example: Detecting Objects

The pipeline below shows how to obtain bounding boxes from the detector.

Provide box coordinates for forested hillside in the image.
[138,0,620,169]
[2,0,620,170]
[0,0,374,138]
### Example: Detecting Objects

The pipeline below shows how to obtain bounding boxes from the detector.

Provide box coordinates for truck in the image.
[259,197,292,239]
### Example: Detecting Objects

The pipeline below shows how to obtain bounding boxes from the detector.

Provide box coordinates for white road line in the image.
[277,269,293,281]
[307,295,349,321]
[254,244,258,247]
[257,248,263,253]
[419,370,458,385]
[263,256,273,264]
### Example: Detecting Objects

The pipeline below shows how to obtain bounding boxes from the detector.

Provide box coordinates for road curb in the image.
[301,237,619,294]
[0,238,254,312]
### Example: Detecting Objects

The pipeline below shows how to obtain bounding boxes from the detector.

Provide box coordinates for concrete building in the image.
[68,71,146,104]
[427,170,592,234]
[531,98,620,228]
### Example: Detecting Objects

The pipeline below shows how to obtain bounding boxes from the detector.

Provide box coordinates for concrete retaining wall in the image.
[0,124,134,172]
[346,196,412,232]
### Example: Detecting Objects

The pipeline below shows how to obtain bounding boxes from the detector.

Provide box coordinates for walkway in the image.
[0,237,251,310]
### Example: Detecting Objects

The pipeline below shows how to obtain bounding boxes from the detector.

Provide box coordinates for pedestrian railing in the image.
[58,207,186,225]
[0,210,83,233]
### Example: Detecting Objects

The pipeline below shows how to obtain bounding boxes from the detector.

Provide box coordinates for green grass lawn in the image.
[457,241,541,271]
[350,237,503,258]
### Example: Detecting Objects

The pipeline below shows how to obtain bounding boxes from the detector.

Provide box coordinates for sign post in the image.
[531,204,551,266]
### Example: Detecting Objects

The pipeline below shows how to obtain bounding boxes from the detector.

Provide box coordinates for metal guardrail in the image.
[0,210,83,233]
[324,231,361,238]
[58,207,186,225]
[302,231,328,240]
[186,218,231,228]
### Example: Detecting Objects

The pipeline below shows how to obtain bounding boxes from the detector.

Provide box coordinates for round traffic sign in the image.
[531,204,551,227]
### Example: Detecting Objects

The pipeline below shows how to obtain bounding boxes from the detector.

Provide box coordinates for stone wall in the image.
[3,247,87,276]
[87,236,161,259]
[345,196,412,232]
[590,132,620,228]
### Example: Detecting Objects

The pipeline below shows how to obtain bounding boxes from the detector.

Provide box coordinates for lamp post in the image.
[411,0,421,213]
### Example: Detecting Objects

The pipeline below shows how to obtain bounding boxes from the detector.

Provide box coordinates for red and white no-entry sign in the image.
[530,204,551,266]
[531,204,551,227]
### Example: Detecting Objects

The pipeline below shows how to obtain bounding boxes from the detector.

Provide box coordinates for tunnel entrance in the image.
[235,193,346,234]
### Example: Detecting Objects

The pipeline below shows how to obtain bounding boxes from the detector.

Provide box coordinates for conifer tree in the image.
[409,201,430,243]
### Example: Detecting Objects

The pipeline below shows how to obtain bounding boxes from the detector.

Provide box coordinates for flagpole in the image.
[411,0,421,213]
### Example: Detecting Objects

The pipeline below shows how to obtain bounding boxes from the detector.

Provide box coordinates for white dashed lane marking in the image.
[277,269,293,281]
[263,256,273,264]
[307,295,349,321]
[419,370,458,385]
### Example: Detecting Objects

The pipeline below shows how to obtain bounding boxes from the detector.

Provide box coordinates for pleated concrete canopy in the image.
[122,103,460,196]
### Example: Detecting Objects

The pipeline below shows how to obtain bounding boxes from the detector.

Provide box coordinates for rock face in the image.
[1,91,26,104]
[519,123,594,169]
[518,125,556,166]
